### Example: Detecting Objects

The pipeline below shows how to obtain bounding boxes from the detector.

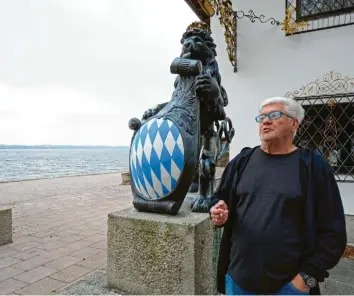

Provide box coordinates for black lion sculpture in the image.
[128,22,234,215]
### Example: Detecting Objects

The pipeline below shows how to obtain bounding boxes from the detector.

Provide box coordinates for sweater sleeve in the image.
[208,156,238,210]
[299,155,347,282]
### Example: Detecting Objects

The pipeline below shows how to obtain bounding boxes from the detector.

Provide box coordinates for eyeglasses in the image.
[255,111,294,123]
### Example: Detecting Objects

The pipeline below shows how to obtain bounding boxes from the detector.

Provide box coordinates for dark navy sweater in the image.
[228,148,305,293]
[210,146,347,295]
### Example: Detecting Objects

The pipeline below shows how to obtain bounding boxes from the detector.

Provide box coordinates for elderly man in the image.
[210,97,347,295]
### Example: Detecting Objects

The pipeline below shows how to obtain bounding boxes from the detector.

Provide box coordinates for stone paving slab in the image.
[0,173,132,295]
[0,169,352,295]
[58,267,123,295]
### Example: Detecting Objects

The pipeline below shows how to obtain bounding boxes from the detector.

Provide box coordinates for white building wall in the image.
[211,0,354,214]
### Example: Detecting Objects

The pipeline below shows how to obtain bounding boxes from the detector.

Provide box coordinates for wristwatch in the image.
[299,272,317,288]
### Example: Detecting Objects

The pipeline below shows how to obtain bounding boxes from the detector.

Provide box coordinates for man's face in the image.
[258,103,298,142]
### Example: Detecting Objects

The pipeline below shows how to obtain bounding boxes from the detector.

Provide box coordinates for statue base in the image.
[107,195,220,295]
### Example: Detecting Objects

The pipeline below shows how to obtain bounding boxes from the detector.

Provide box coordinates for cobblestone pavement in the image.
[3,169,350,295]
[0,169,225,295]
[0,173,132,295]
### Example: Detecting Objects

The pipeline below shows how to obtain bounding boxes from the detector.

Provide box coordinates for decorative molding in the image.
[285,71,354,98]
[197,0,215,17]
[184,0,214,24]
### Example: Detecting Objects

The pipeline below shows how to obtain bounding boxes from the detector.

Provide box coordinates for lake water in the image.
[0,149,129,182]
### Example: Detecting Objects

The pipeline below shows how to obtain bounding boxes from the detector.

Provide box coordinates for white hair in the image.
[259,96,305,125]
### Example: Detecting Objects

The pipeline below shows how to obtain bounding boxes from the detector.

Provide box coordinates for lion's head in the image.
[180,23,217,67]
[179,22,227,106]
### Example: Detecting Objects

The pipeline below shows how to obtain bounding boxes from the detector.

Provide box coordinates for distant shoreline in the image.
[0,145,129,149]
[0,170,126,184]
[0,147,129,184]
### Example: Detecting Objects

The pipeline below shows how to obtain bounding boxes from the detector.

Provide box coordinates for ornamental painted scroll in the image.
[285,71,354,98]
[128,21,234,215]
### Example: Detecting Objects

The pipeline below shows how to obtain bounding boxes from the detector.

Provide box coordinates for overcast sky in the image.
[0,0,198,146]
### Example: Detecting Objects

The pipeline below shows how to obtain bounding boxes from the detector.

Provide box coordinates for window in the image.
[294,94,354,182]
[298,0,354,19]
[286,0,354,34]
[286,72,354,182]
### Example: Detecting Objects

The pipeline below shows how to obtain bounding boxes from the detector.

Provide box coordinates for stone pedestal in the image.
[107,197,220,295]
[0,208,12,246]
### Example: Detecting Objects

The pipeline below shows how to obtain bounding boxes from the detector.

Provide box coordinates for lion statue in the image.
[138,21,234,213]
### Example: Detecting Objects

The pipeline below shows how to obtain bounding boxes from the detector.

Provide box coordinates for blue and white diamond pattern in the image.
[130,118,185,200]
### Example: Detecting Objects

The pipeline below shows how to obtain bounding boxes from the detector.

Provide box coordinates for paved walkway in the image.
[1,171,353,295]
[0,173,131,295]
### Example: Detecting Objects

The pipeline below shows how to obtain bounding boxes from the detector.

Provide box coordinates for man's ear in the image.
[293,119,299,130]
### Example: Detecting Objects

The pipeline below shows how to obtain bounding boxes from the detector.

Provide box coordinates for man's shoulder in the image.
[228,146,258,165]
[299,146,331,171]
[218,146,257,184]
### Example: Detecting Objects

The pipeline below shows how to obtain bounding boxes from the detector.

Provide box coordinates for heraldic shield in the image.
[128,64,201,215]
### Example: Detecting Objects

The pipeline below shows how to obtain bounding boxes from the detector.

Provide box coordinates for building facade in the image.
[185,0,354,214]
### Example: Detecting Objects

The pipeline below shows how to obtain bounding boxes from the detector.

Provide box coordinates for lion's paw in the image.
[191,196,211,213]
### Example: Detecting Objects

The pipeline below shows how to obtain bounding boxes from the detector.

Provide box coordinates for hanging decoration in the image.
[209,1,282,71]
[210,0,237,71]
[185,0,311,71]
[234,10,280,25]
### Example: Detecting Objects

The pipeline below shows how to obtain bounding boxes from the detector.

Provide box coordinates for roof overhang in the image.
[184,0,215,24]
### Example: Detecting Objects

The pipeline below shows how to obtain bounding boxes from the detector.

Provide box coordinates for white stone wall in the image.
[210,0,354,214]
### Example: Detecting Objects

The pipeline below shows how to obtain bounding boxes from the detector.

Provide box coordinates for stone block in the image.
[0,208,12,246]
[107,197,219,295]
[120,172,131,185]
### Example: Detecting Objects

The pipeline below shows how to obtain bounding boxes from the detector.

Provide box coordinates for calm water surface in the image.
[0,149,129,182]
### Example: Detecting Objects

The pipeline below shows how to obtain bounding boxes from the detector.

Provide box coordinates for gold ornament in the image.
[281,8,308,35]
[197,0,215,17]
[210,0,236,67]
[327,98,336,108]
[186,21,212,34]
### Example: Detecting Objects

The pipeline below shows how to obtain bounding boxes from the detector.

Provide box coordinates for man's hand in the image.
[291,274,310,293]
[210,200,229,226]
